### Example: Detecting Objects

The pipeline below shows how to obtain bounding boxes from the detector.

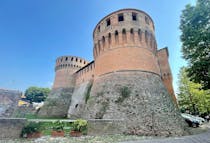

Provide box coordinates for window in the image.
[132,13,137,21]
[65,57,68,61]
[71,57,73,61]
[118,13,124,22]
[106,18,111,26]
[98,26,100,32]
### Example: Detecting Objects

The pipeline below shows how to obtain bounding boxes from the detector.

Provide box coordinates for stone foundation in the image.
[38,88,73,118]
[73,71,187,136]
[87,119,125,135]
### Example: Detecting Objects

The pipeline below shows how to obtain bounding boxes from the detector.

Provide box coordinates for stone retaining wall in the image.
[0,118,26,139]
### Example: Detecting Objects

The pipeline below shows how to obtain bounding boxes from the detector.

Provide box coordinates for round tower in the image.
[82,9,186,136]
[93,9,160,76]
[53,56,88,89]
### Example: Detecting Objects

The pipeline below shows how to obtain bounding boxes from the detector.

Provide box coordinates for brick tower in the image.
[81,9,185,136]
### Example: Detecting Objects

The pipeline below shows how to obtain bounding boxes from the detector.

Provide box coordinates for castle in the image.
[39,9,186,136]
[53,8,175,101]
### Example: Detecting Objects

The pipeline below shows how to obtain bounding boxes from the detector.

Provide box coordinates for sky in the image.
[0,0,196,94]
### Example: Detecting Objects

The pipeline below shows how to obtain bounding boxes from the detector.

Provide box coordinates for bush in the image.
[21,122,42,137]
[72,119,87,133]
[116,86,131,103]
[52,121,65,131]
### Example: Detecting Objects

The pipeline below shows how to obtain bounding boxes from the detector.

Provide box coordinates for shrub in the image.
[21,122,42,137]
[52,121,65,131]
[116,86,131,103]
[72,119,87,133]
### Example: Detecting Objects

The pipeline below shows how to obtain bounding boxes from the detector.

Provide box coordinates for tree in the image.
[178,67,210,115]
[180,0,210,89]
[25,86,51,103]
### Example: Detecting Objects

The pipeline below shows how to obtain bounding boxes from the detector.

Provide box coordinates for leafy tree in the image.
[25,86,51,103]
[180,0,210,89]
[178,67,210,115]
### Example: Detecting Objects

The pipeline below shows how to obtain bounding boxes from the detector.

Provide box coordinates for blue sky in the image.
[0,0,195,94]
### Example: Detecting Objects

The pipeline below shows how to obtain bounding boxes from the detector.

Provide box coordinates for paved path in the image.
[121,129,210,143]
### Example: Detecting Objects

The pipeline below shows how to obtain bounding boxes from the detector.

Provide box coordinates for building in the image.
[39,9,185,136]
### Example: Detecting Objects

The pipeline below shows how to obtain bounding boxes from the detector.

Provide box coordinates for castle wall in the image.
[0,89,21,117]
[51,8,185,136]
[157,48,176,103]
[75,61,95,85]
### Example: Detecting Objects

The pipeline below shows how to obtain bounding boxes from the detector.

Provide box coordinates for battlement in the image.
[75,61,95,85]
[93,9,157,59]
[55,56,88,71]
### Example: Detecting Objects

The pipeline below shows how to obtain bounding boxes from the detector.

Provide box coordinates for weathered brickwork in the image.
[44,9,184,136]
[157,48,176,103]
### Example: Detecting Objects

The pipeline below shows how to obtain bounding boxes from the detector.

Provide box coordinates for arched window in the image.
[122,29,127,42]
[108,33,111,45]
[145,30,148,43]
[130,28,134,42]
[65,57,68,61]
[115,30,119,43]
[71,57,73,61]
[76,58,78,62]
[138,29,142,41]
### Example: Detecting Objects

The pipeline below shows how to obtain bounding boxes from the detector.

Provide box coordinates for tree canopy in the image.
[180,0,210,89]
[178,67,210,115]
[25,86,51,103]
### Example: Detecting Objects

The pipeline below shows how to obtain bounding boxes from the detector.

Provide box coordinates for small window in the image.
[118,13,124,22]
[76,58,78,62]
[132,13,137,21]
[106,18,111,26]
[98,26,100,32]
[80,59,82,63]
[65,57,68,61]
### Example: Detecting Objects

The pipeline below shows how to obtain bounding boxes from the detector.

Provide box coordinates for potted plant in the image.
[51,121,65,137]
[21,122,42,138]
[70,119,87,137]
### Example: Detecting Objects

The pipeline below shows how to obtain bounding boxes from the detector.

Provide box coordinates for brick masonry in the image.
[42,9,183,136]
